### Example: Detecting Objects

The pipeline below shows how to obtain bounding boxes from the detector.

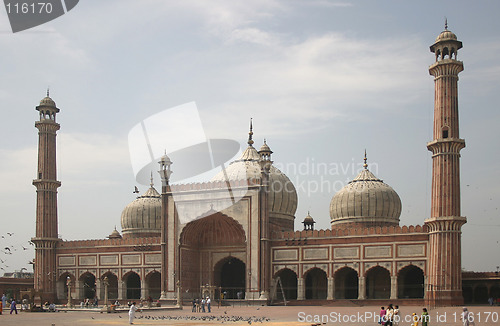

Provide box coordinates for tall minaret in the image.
[32,91,61,302]
[425,22,467,307]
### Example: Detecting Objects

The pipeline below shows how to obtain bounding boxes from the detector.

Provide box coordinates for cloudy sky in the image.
[0,0,499,273]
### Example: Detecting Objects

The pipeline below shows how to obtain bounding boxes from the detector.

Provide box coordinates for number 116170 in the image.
[5,2,53,14]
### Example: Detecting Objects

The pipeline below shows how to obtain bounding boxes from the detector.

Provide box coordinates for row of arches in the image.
[463,285,500,304]
[276,265,424,300]
[58,270,161,301]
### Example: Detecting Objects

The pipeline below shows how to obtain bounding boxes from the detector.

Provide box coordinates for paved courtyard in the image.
[0,304,499,325]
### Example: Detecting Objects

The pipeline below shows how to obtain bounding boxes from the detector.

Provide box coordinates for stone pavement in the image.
[0,304,498,325]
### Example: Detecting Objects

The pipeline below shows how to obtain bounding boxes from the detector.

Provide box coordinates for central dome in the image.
[330,163,401,229]
[211,126,297,231]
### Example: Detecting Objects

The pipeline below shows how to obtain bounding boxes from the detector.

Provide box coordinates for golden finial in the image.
[363,149,368,169]
[248,118,254,146]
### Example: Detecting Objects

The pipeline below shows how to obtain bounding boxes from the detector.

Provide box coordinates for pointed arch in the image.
[365,266,390,299]
[123,271,141,299]
[101,271,119,300]
[397,265,424,298]
[334,267,358,299]
[304,267,327,299]
[79,271,96,300]
[274,268,297,300]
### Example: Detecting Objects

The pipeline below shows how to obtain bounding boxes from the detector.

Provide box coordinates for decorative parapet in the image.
[170,178,260,192]
[58,236,161,248]
[271,225,428,240]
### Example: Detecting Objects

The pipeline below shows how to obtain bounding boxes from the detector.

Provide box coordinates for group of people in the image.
[0,294,17,315]
[191,297,211,313]
[80,297,99,308]
[378,304,402,326]
[379,305,430,326]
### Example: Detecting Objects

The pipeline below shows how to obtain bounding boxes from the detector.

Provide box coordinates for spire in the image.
[150,171,154,188]
[444,17,448,30]
[363,149,368,169]
[248,118,254,146]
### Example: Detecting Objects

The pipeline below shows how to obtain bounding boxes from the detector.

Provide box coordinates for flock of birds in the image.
[133,314,271,324]
[0,232,34,272]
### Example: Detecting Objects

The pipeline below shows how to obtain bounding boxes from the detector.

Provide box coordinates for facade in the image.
[32,26,473,306]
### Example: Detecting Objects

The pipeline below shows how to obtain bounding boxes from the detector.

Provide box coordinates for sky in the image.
[0,0,499,274]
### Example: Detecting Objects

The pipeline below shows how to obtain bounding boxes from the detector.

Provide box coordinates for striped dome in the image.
[330,168,401,228]
[120,186,161,237]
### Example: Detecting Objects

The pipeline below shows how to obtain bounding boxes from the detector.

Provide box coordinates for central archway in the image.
[214,257,245,299]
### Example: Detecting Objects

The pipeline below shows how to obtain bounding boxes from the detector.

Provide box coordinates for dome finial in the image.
[248,118,254,146]
[444,17,448,30]
[150,171,154,188]
[363,149,368,169]
[46,87,50,97]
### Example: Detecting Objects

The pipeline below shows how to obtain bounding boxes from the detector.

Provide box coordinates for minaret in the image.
[425,22,467,306]
[32,91,61,302]
[258,138,273,301]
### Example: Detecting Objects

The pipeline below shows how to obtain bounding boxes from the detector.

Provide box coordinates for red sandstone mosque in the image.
[31,25,488,307]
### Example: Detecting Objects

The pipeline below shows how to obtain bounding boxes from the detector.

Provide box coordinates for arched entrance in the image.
[365,266,390,299]
[397,265,424,298]
[57,273,75,301]
[80,272,96,299]
[214,257,245,299]
[102,272,118,300]
[305,268,327,299]
[274,268,297,300]
[125,272,141,299]
[146,271,161,300]
[179,210,247,297]
[334,267,358,299]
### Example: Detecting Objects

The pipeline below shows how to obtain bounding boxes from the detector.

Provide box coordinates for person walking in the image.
[421,308,429,326]
[192,298,196,312]
[461,307,471,326]
[411,313,419,326]
[10,299,18,314]
[128,301,140,324]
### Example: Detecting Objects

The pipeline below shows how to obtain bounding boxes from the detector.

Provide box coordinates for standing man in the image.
[1,293,6,312]
[206,296,211,313]
[128,302,140,324]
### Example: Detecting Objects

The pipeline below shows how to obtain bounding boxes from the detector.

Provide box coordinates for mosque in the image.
[31,25,484,307]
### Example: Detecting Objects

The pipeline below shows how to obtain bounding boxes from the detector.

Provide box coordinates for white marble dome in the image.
[330,167,401,228]
[121,185,162,237]
[211,142,298,225]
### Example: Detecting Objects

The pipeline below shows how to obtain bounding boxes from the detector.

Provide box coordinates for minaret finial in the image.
[46,87,50,97]
[363,149,368,169]
[248,118,254,146]
[444,17,448,30]
[150,171,154,187]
